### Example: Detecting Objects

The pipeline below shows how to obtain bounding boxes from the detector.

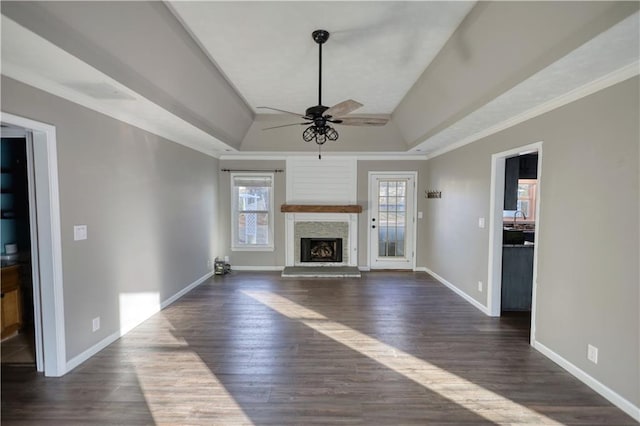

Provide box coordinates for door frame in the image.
[1,112,67,376]
[487,141,543,346]
[368,171,417,270]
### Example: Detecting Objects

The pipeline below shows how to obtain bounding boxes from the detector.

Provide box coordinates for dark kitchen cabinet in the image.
[501,246,534,311]
[504,156,519,210]
[519,154,538,179]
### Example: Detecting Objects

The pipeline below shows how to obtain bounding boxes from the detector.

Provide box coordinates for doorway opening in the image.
[487,142,542,345]
[1,131,36,366]
[1,112,66,377]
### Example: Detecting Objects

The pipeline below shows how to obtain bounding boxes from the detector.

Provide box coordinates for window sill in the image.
[232,246,275,252]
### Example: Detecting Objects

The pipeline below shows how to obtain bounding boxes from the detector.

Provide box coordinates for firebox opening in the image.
[300,238,343,263]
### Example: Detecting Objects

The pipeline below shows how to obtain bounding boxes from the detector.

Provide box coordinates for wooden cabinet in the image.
[1,265,22,339]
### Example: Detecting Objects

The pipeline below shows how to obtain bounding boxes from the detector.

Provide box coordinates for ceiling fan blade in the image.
[333,117,389,126]
[324,99,363,118]
[257,106,307,118]
[262,122,309,130]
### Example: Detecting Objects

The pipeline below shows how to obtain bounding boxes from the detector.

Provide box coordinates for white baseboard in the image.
[358,266,370,271]
[160,272,213,309]
[424,267,490,315]
[533,340,640,422]
[425,267,639,421]
[231,265,284,271]
[65,271,213,374]
[414,266,428,272]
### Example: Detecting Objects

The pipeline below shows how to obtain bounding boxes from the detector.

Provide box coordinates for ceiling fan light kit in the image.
[258,29,388,159]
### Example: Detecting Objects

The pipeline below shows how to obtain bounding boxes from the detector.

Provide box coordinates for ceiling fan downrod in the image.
[312,29,329,107]
[308,29,334,159]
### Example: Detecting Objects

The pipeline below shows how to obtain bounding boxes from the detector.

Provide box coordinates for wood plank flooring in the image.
[2,271,636,425]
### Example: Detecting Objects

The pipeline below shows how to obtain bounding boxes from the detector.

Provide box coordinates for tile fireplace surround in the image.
[283,206,360,267]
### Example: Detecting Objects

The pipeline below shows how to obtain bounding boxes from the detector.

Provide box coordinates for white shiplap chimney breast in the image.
[286,157,357,204]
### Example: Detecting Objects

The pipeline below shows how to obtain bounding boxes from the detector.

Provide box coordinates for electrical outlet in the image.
[478,217,485,228]
[478,281,483,292]
[207,259,213,270]
[587,344,598,364]
[92,317,100,332]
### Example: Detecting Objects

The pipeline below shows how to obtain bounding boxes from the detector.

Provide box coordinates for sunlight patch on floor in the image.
[243,290,561,425]
[131,315,254,425]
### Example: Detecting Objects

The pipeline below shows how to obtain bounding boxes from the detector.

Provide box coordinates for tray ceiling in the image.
[1,2,638,157]
[168,2,476,115]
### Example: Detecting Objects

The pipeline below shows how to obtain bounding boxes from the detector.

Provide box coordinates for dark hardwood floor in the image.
[2,271,636,425]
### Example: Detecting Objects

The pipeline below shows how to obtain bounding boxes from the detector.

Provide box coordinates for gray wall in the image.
[217,159,428,269]
[423,76,639,405]
[1,76,220,360]
[217,159,286,267]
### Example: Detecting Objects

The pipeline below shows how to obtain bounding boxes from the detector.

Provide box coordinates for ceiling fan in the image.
[258,29,388,159]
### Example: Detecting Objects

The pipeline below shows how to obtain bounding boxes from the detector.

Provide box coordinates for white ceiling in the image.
[1,3,638,158]
[0,15,233,157]
[413,10,640,155]
[168,1,475,115]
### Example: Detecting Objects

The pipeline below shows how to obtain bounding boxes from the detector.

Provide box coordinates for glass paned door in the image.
[378,180,406,257]
[369,173,415,269]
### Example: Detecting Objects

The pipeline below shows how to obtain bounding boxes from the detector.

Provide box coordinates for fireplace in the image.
[286,213,357,267]
[300,238,343,263]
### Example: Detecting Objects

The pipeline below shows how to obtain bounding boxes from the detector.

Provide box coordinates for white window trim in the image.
[230,172,275,252]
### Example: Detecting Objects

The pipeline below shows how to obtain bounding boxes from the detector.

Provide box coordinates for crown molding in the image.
[219,151,428,161]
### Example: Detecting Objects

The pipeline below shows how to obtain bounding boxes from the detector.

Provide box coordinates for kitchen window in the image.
[231,174,274,251]
[504,179,537,222]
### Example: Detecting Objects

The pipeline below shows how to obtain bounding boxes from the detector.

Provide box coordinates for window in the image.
[503,179,537,222]
[231,174,274,251]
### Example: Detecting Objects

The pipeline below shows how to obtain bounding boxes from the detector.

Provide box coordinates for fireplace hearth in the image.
[300,238,343,263]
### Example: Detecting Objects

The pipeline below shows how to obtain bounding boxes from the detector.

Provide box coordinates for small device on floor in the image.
[214,257,231,275]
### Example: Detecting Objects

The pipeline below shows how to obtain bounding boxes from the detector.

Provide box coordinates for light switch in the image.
[74,225,88,241]
[478,217,485,228]
[417,211,423,219]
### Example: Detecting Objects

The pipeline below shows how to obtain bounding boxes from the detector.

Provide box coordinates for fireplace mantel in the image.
[281,204,362,213]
